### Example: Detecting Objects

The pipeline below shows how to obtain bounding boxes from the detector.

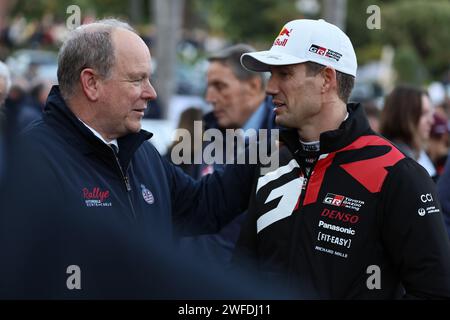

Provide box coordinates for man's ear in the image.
[246,77,266,99]
[248,76,263,92]
[320,67,338,94]
[80,68,100,101]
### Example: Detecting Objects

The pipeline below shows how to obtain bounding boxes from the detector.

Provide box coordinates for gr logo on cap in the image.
[240,19,357,77]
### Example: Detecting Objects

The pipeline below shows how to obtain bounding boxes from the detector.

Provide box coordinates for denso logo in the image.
[323,193,344,206]
[321,208,359,224]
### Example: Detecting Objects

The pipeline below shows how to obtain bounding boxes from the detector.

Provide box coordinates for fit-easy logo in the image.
[83,187,112,207]
[323,193,364,212]
[308,44,342,62]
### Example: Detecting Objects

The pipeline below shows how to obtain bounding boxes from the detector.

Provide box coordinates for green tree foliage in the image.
[347,0,450,82]
[9,0,449,82]
[382,0,450,80]
[204,0,304,44]
[394,45,428,85]
[10,0,138,22]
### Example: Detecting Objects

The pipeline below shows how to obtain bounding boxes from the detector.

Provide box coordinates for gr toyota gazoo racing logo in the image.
[308,44,342,62]
[323,193,344,206]
[323,193,364,212]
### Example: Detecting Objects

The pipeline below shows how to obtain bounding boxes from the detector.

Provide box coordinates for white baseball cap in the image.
[241,19,357,77]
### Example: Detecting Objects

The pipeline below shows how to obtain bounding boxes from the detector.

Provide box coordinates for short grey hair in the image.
[57,18,136,99]
[0,61,11,103]
[208,44,267,90]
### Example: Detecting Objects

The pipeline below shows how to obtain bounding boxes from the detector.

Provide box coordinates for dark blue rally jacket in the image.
[0,86,257,298]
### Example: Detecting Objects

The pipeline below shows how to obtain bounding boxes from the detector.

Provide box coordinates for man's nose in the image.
[142,79,157,100]
[205,87,216,104]
[266,76,278,96]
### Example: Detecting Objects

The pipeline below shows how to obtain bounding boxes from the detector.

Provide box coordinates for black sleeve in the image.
[162,152,257,236]
[381,158,450,299]
[436,153,450,239]
[231,177,260,269]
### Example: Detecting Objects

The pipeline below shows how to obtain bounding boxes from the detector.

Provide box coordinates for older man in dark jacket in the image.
[0,19,261,299]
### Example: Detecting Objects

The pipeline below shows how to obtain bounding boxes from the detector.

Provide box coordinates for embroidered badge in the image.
[141,184,154,204]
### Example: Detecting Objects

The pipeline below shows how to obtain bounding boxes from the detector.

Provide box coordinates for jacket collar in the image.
[43,85,153,168]
[280,103,371,157]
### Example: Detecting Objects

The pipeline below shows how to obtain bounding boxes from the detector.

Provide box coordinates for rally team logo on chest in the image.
[82,187,112,207]
[141,184,154,204]
[323,193,364,212]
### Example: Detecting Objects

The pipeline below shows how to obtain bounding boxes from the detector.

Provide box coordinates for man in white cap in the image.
[234,19,450,299]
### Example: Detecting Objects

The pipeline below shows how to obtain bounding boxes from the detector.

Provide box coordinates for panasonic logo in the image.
[318,220,356,235]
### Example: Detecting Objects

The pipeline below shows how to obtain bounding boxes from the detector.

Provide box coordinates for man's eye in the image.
[130,79,143,85]
[215,83,226,91]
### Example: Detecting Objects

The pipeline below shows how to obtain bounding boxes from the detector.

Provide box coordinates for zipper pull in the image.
[124,175,132,191]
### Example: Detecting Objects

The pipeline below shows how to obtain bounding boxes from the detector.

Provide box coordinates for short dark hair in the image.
[380,84,429,150]
[208,44,267,89]
[304,61,355,103]
[57,19,135,99]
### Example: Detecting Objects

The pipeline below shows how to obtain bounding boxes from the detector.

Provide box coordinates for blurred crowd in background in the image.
[0,0,450,177]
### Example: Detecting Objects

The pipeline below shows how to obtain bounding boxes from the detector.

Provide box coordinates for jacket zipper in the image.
[111,149,137,219]
[286,152,318,289]
[293,149,317,211]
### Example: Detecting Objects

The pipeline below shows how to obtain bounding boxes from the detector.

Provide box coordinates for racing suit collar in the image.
[280,103,371,157]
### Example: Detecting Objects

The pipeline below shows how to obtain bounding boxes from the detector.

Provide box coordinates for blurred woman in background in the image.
[380,84,436,177]
[165,107,204,177]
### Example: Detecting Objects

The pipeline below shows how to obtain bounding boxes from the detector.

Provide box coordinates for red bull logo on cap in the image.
[278,27,292,37]
[273,27,293,47]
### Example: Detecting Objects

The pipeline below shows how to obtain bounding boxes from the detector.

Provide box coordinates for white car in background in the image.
[6,49,58,82]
